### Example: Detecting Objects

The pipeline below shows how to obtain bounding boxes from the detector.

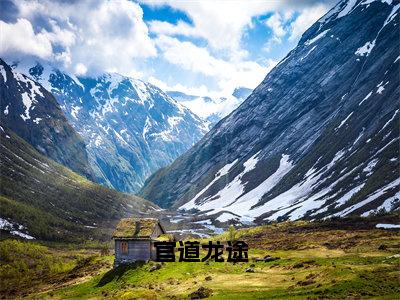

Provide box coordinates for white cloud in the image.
[149,20,198,37]
[145,1,332,53]
[148,76,211,96]
[0,18,53,59]
[183,95,241,120]
[45,19,76,48]
[68,0,157,75]
[263,11,295,52]
[145,0,329,96]
[289,4,329,41]
[156,35,231,77]
[145,0,284,55]
[154,35,277,95]
[266,14,287,38]
[263,4,329,50]
[75,63,87,76]
[1,0,333,99]
[2,0,157,76]
[148,76,244,120]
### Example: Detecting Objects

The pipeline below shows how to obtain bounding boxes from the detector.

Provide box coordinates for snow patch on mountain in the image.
[336,112,354,130]
[363,158,378,176]
[33,117,42,124]
[355,40,376,56]
[334,183,366,210]
[383,3,400,27]
[71,106,81,119]
[305,29,330,45]
[337,0,358,19]
[216,212,239,222]
[359,91,372,105]
[372,191,400,213]
[181,154,295,222]
[375,223,400,229]
[376,81,388,94]
[380,110,399,132]
[0,65,7,82]
[301,46,317,61]
[0,217,35,239]
[20,93,34,121]
[180,153,262,212]
[11,71,44,122]
[340,178,400,216]
[182,159,238,207]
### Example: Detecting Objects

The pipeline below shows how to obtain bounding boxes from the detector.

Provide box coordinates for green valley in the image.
[1,216,399,299]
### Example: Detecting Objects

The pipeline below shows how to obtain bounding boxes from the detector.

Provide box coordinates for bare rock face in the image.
[140,0,400,222]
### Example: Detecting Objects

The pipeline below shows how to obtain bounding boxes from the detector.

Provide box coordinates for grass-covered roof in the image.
[154,233,175,242]
[112,218,162,239]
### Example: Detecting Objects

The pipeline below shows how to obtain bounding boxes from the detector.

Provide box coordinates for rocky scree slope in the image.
[140,0,400,223]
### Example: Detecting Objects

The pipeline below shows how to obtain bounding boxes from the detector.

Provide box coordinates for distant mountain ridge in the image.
[6,59,208,193]
[167,87,253,128]
[140,0,400,223]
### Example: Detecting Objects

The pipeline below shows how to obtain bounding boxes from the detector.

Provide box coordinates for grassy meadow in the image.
[0,217,399,299]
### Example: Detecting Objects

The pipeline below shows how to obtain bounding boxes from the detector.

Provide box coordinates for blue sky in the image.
[0,0,338,97]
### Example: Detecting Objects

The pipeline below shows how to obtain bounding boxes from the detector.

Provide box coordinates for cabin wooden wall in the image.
[114,239,151,265]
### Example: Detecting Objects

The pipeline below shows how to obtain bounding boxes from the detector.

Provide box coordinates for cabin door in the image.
[121,241,129,254]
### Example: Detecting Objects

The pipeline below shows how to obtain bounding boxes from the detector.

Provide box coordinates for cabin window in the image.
[121,241,129,254]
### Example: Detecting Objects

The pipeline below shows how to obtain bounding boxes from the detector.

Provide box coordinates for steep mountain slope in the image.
[0,59,93,179]
[10,61,208,193]
[140,0,400,223]
[0,124,159,242]
[167,87,252,128]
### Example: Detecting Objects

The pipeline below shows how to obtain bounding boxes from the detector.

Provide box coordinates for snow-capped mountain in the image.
[6,59,208,193]
[0,59,94,179]
[167,87,252,128]
[140,0,400,223]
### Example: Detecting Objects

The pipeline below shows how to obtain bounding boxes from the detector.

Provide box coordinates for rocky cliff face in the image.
[9,61,208,193]
[139,0,400,223]
[0,59,93,179]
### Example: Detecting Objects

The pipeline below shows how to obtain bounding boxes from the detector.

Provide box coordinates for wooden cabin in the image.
[112,218,173,267]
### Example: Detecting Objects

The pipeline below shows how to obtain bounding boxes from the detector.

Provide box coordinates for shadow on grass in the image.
[96,262,145,287]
